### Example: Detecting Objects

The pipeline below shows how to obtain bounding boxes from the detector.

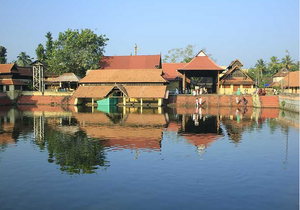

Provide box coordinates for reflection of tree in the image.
[267,119,278,134]
[46,130,110,175]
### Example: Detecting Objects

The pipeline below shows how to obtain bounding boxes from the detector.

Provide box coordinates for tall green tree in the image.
[16,52,32,67]
[47,29,108,77]
[0,46,7,64]
[281,54,294,71]
[268,56,282,75]
[45,32,53,60]
[254,59,267,87]
[35,44,46,61]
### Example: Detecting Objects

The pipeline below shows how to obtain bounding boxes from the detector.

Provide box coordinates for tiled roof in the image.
[73,86,113,98]
[99,54,161,69]
[273,68,288,78]
[162,63,185,80]
[80,69,167,84]
[0,64,19,74]
[220,66,255,85]
[0,79,27,85]
[125,85,167,99]
[16,66,32,77]
[178,51,224,71]
[53,73,81,82]
[281,71,300,87]
[73,85,167,99]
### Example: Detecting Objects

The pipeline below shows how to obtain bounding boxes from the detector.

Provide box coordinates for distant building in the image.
[162,63,185,93]
[0,64,29,99]
[272,68,289,83]
[73,69,168,107]
[99,54,162,69]
[270,71,299,93]
[219,59,255,95]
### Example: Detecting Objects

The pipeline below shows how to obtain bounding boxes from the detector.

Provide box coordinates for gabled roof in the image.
[228,59,243,69]
[220,65,255,85]
[162,63,185,80]
[99,54,161,69]
[80,69,167,84]
[273,68,288,78]
[53,73,81,82]
[0,64,19,74]
[178,50,224,71]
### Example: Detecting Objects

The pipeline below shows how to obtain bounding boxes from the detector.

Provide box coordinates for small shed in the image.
[52,73,81,91]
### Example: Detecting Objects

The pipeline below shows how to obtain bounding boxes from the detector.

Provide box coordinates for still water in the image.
[0,106,298,210]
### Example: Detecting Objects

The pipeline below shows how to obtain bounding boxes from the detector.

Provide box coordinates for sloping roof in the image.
[99,55,161,69]
[73,85,167,99]
[228,59,243,69]
[73,86,114,98]
[16,66,32,77]
[0,64,19,74]
[178,50,224,71]
[273,68,288,78]
[125,85,167,98]
[220,66,255,85]
[80,69,167,84]
[281,71,300,87]
[53,73,81,82]
[0,79,27,85]
[162,63,185,80]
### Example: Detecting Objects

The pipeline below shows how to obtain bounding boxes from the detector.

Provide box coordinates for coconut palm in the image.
[281,55,294,71]
[16,52,32,67]
[268,56,281,74]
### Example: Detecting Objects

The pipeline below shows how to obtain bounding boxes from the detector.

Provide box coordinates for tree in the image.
[35,44,46,61]
[281,54,294,71]
[268,56,282,75]
[163,45,215,63]
[16,52,32,67]
[47,29,109,77]
[0,46,7,64]
[254,59,267,87]
[45,32,53,60]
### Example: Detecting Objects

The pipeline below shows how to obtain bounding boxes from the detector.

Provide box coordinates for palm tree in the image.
[16,52,32,67]
[255,59,267,87]
[268,56,280,74]
[281,55,294,71]
[281,52,294,91]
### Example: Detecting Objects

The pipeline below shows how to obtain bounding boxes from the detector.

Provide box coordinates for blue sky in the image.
[1,0,299,68]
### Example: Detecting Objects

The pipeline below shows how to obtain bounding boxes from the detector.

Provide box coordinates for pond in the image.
[0,106,298,210]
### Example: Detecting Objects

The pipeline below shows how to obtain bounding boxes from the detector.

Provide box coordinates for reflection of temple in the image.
[73,110,168,155]
[173,110,223,158]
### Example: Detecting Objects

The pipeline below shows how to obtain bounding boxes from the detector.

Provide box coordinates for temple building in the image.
[73,69,168,107]
[177,50,225,93]
[0,64,29,99]
[162,63,185,93]
[219,59,255,95]
[99,54,162,69]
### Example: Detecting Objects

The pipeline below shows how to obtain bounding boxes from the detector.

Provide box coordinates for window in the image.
[6,86,9,91]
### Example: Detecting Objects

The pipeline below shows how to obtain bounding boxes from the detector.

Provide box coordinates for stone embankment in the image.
[167,94,299,113]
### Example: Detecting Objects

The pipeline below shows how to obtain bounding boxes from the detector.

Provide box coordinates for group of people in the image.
[256,88,266,96]
[193,87,208,96]
[236,88,248,106]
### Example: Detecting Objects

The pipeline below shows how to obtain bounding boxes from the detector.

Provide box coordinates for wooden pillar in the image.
[123,97,126,106]
[183,72,186,93]
[158,98,162,106]
[217,71,220,94]
[140,98,143,114]
[91,98,95,113]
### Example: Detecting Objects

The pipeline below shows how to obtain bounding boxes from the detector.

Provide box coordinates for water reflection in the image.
[0,105,298,175]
